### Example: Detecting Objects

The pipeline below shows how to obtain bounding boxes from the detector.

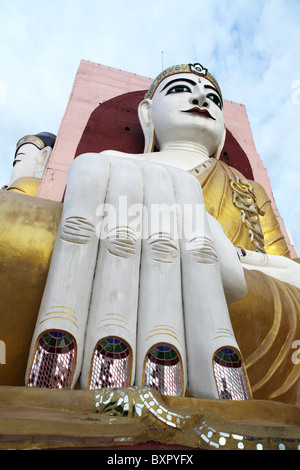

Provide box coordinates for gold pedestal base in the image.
[0,386,299,450]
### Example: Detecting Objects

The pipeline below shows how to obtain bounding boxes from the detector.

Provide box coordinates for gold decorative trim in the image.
[230,176,265,253]
[145,63,222,101]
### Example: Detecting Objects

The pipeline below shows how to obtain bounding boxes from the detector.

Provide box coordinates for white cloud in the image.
[0,0,299,253]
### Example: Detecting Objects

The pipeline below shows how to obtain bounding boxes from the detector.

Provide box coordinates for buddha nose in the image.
[190,88,207,107]
[192,98,208,108]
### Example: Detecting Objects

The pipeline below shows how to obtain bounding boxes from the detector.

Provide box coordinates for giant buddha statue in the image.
[25,63,253,400]
[4,131,56,195]
[23,63,300,402]
[0,63,300,450]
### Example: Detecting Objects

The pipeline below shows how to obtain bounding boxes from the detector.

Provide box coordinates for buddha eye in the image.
[166,85,192,95]
[206,93,222,109]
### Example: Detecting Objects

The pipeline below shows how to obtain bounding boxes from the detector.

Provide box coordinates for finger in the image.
[26,154,110,388]
[81,156,143,389]
[207,214,248,303]
[136,161,186,396]
[169,166,251,400]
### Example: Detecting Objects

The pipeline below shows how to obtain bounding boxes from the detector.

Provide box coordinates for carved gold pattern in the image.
[229,176,265,253]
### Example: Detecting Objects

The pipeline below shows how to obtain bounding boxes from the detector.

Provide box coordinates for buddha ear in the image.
[214,126,226,160]
[34,146,52,178]
[138,99,155,153]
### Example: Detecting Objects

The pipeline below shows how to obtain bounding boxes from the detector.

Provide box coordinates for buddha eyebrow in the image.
[160,78,197,92]
[13,152,25,166]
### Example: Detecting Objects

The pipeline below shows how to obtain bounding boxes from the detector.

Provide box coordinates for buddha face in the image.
[9,143,48,185]
[149,73,224,155]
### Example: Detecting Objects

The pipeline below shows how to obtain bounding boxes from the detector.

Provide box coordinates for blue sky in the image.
[0,0,299,254]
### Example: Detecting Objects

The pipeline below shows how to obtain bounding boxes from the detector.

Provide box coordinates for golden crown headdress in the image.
[145,63,222,101]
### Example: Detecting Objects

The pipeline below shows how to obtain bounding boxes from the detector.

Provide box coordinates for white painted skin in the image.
[8,143,52,185]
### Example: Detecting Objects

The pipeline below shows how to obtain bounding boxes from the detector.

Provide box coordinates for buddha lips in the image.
[181,107,216,120]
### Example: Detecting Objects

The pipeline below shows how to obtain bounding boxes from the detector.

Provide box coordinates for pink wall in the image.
[38,60,297,257]
[38,61,153,202]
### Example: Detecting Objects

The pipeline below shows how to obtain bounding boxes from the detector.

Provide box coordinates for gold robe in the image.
[193,159,290,257]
